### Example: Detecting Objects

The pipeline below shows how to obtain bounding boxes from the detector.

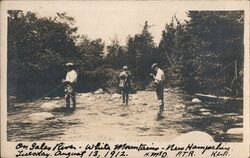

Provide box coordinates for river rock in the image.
[226,128,243,135]
[192,98,201,103]
[41,102,62,111]
[199,108,211,112]
[234,123,243,126]
[164,88,172,93]
[201,112,211,115]
[96,96,101,99]
[237,115,243,119]
[111,93,121,100]
[175,104,186,110]
[171,131,214,142]
[29,112,55,122]
[8,96,17,102]
[94,88,104,94]
[80,93,92,97]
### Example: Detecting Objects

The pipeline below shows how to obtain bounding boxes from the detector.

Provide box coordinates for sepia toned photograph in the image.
[1,1,249,158]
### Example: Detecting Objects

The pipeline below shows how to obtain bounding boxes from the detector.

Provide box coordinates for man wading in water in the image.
[119,66,131,105]
[151,63,165,117]
[62,63,78,110]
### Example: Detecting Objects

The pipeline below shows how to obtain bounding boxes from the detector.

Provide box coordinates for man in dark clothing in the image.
[119,66,131,105]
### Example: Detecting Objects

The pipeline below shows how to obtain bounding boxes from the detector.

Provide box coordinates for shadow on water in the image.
[53,107,77,114]
[7,101,81,141]
[175,100,243,142]
[156,115,165,121]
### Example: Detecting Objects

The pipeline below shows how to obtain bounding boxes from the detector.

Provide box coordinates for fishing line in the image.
[29,83,64,106]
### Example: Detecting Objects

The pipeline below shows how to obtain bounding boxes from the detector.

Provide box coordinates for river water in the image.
[7,91,243,142]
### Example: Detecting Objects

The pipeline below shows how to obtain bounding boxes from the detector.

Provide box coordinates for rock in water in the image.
[41,102,62,111]
[234,123,243,126]
[199,108,210,112]
[201,112,211,115]
[164,88,172,92]
[80,93,92,97]
[226,128,243,135]
[96,96,101,99]
[94,88,104,94]
[192,98,201,103]
[237,115,243,119]
[8,96,17,102]
[111,93,121,100]
[29,112,55,122]
[175,104,186,110]
[171,131,214,142]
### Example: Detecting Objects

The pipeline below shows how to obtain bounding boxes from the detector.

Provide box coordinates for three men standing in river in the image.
[63,62,166,116]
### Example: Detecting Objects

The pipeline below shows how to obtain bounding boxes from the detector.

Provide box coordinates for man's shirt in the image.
[155,68,165,83]
[119,70,131,88]
[65,70,78,83]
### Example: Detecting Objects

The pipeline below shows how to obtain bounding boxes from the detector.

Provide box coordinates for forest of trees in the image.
[7,10,244,101]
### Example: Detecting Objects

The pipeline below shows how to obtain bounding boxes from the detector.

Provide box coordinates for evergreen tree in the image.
[184,11,244,96]
[159,16,187,88]
[106,36,128,69]
[126,21,157,89]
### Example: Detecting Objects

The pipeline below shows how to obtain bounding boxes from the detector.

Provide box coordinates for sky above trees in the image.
[4,1,247,45]
[22,2,188,45]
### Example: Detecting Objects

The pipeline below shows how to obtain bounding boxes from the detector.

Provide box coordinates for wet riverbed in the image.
[7,91,243,142]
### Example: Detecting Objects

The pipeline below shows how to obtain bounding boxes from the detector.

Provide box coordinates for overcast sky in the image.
[4,1,249,46]
[30,2,188,46]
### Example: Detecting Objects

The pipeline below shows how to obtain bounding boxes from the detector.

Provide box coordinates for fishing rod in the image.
[106,87,115,103]
[106,81,121,103]
[30,83,64,106]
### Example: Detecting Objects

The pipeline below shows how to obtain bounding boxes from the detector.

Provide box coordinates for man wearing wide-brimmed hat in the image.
[151,63,165,116]
[62,62,78,110]
[119,65,131,105]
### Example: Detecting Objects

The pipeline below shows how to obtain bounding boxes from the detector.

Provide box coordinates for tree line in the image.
[7,10,244,100]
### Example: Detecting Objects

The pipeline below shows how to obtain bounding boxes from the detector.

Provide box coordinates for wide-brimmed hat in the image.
[123,65,128,70]
[66,63,74,67]
[151,63,158,69]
